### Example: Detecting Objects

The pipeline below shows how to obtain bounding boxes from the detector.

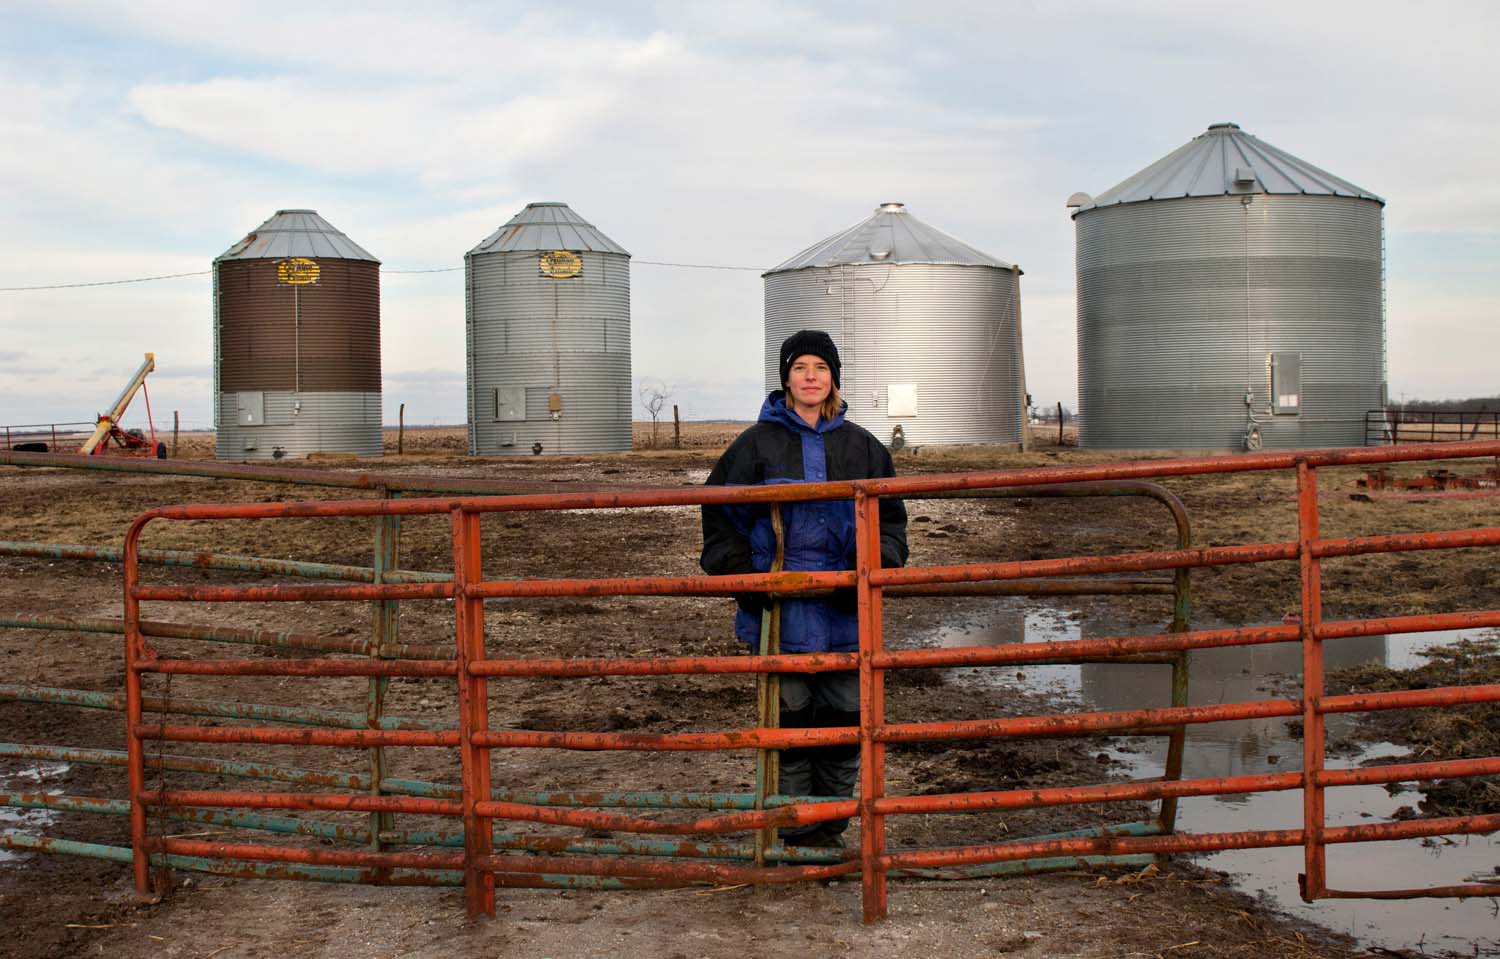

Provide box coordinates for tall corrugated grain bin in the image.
[213,210,382,460]
[1072,122,1386,450]
[763,203,1027,447]
[466,202,632,455]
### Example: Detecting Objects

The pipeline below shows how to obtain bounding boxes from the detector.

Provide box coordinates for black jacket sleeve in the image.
[699,429,759,578]
[870,437,909,571]
[701,429,771,617]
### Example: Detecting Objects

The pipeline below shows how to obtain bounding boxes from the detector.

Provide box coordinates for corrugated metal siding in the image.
[466,249,632,455]
[764,263,1025,446]
[214,391,382,460]
[215,258,381,392]
[212,266,221,438]
[1075,194,1384,450]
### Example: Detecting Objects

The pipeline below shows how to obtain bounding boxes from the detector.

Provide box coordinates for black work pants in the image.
[776,669,859,839]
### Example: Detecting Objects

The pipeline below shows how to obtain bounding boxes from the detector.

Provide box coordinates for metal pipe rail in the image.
[37,479,1181,864]
[0,612,452,659]
[1,421,93,452]
[0,449,648,497]
[114,439,1500,920]
[0,540,451,585]
[1366,407,1500,446]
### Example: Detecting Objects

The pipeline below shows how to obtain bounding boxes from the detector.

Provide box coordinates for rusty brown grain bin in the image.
[213,210,383,460]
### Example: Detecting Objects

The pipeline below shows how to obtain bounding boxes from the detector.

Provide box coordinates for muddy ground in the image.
[1,424,1497,959]
[1326,636,1500,818]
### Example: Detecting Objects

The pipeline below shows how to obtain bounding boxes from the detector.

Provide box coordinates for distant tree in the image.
[1034,404,1074,423]
[638,382,673,448]
[1399,395,1499,413]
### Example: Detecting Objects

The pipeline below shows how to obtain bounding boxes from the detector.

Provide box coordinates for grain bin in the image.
[764,203,1026,447]
[1072,122,1386,451]
[466,202,632,455]
[214,210,382,460]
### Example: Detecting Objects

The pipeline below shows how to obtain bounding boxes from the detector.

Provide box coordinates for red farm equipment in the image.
[80,353,166,458]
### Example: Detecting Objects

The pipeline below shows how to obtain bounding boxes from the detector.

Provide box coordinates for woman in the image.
[700,329,908,846]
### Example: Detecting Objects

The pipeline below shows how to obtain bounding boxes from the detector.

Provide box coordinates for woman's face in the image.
[787,354,833,409]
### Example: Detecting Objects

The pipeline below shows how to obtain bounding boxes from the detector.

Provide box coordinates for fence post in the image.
[1296,461,1326,900]
[122,521,153,898]
[673,404,681,449]
[855,489,887,922]
[754,506,785,866]
[1157,506,1194,839]
[452,507,495,916]
[398,403,405,456]
[367,491,401,871]
[172,411,179,458]
[1057,402,1064,446]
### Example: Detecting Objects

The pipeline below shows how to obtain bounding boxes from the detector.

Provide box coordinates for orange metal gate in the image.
[122,440,1500,920]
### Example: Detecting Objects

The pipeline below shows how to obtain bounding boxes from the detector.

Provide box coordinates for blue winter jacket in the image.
[699,392,908,653]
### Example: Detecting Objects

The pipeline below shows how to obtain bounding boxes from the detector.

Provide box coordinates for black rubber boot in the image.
[776,705,823,845]
[808,707,861,838]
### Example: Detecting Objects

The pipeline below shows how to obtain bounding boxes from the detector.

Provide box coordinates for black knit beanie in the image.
[778,330,842,389]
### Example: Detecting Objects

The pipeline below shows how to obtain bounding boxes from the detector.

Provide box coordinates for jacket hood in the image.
[758,390,847,434]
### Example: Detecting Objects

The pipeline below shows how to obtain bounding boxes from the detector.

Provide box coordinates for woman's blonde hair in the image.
[782,384,843,424]
[820,385,843,423]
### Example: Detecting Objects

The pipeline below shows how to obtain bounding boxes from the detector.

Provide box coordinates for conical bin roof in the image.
[468,202,629,256]
[767,202,1013,274]
[216,209,378,262]
[1073,122,1382,215]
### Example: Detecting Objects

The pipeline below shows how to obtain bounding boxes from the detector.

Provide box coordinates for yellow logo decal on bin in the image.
[277,258,320,285]
[539,250,582,279]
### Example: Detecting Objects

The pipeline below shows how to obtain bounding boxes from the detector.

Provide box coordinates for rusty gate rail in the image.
[117,439,1500,920]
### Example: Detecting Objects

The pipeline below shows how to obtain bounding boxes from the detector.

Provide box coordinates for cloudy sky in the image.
[1,1,1495,431]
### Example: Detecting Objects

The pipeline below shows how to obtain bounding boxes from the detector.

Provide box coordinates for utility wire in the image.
[0,270,211,292]
[2,258,766,292]
[633,259,765,272]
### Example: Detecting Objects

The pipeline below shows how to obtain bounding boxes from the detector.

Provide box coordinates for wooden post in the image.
[672,404,681,449]
[398,403,405,456]
[171,411,179,458]
[368,491,400,875]
[1057,402,1064,446]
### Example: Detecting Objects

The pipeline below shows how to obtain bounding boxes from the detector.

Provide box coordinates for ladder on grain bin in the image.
[80,353,165,458]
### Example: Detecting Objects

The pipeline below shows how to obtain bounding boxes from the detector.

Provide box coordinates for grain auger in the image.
[80,353,166,458]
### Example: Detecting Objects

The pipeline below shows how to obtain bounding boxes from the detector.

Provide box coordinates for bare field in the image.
[2,422,1496,959]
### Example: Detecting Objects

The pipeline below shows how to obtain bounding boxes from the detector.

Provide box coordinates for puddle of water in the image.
[0,762,68,863]
[933,611,1500,955]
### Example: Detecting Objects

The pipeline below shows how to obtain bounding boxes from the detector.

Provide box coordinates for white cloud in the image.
[45,2,672,81]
